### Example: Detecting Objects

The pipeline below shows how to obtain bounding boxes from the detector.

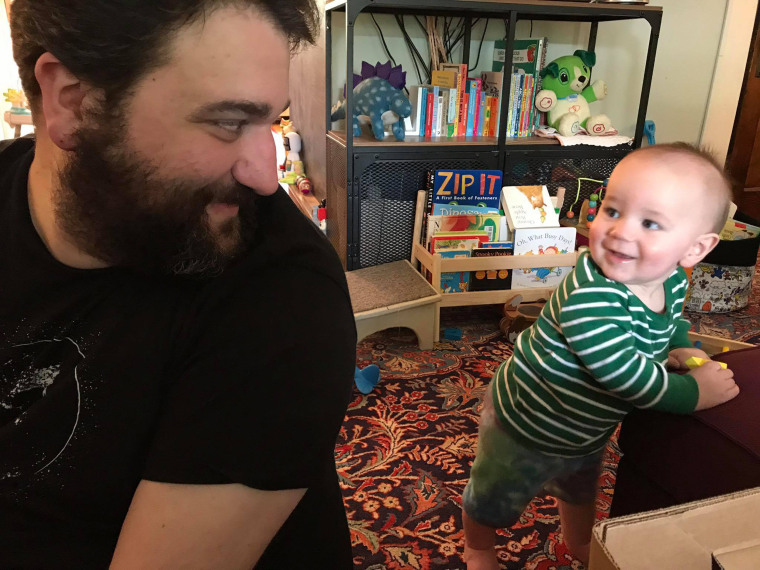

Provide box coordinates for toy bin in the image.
[685,212,760,313]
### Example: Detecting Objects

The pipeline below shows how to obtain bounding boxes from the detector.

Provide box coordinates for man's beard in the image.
[55,110,258,277]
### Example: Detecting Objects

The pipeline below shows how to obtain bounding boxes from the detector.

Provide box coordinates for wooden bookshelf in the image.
[327,130,558,148]
[412,242,577,307]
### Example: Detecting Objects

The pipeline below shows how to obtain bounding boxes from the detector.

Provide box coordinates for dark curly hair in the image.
[10,0,319,112]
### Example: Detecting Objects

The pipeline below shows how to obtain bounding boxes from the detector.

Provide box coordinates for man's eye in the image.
[642,219,661,230]
[213,120,246,133]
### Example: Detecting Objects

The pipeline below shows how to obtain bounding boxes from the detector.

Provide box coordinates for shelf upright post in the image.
[497,10,517,172]
[325,9,333,132]
[345,2,357,269]
[588,20,598,53]
[634,11,661,148]
[462,16,472,68]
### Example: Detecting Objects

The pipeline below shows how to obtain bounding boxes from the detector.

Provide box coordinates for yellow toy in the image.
[685,356,728,370]
[3,88,30,115]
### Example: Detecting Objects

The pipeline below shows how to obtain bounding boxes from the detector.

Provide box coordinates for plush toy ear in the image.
[574,50,596,68]
[540,62,560,79]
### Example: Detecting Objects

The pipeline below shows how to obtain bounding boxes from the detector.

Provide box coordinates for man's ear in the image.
[680,233,720,268]
[34,52,90,151]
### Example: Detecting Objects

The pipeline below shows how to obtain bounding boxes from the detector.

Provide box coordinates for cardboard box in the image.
[589,487,760,569]
[712,540,760,569]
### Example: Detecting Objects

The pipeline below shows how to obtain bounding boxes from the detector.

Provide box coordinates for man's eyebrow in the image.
[189,99,290,120]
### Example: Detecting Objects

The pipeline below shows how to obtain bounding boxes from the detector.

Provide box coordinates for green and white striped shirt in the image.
[493,249,698,457]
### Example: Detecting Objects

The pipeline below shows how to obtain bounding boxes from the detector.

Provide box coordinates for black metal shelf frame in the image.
[325,0,662,269]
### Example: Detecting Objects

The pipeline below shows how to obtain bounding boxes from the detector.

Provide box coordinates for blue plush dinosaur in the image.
[331,77,412,141]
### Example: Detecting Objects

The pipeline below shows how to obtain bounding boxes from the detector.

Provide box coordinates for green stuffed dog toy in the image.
[535,50,612,136]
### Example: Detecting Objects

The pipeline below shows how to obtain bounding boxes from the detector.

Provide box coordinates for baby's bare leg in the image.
[462,510,499,570]
[557,498,596,566]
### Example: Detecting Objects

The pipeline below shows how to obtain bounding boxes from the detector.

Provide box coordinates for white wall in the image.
[0,4,32,139]
[329,0,752,159]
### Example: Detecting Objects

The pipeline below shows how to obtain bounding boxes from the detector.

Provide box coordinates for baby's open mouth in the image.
[607,248,634,261]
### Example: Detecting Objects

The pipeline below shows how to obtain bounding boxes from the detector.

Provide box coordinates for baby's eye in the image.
[642,219,661,230]
[603,207,619,219]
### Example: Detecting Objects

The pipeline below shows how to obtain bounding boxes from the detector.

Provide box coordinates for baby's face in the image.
[589,154,712,288]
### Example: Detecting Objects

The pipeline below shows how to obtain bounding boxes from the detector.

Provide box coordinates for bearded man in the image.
[0,1,356,568]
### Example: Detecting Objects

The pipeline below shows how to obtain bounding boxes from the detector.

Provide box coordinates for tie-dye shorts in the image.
[462,384,605,528]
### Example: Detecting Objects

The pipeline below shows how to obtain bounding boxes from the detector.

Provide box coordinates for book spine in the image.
[478,89,487,135]
[483,97,492,138]
[512,74,523,137]
[506,73,516,138]
[466,80,477,137]
[491,96,500,137]
[472,79,482,136]
[425,93,433,138]
[520,75,530,137]
[447,88,457,136]
[430,86,440,136]
[457,64,468,136]
[418,87,427,137]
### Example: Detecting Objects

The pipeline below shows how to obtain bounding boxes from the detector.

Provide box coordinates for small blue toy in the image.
[354,365,381,394]
[331,61,412,141]
[443,328,463,341]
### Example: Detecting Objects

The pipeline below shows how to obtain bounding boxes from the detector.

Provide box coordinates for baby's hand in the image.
[667,347,711,370]
[691,361,739,411]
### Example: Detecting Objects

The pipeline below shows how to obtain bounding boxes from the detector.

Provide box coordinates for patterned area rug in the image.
[341,270,760,569]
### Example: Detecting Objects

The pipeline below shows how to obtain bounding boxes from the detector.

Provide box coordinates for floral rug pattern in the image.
[340,270,760,569]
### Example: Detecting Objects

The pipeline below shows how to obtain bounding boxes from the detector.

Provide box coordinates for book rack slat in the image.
[411,243,580,307]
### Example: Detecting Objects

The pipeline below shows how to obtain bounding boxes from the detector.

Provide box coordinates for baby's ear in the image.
[680,232,720,268]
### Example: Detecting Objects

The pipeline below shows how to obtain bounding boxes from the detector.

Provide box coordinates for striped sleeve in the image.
[669,269,693,350]
[557,281,698,414]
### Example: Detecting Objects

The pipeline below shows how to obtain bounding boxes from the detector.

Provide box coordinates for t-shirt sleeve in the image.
[141,266,357,490]
[558,285,699,414]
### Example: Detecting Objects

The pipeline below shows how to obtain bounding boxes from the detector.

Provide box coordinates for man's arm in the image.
[110,480,305,569]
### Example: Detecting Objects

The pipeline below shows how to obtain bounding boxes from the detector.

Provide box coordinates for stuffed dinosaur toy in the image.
[535,50,613,137]
[331,61,412,141]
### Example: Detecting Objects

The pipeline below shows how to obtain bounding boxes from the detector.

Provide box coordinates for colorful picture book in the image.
[469,245,514,291]
[425,213,502,246]
[432,169,503,209]
[501,185,560,231]
[438,249,471,293]
[511,227,576,288]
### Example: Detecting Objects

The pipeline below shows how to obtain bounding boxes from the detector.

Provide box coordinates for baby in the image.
[462,143,739,570]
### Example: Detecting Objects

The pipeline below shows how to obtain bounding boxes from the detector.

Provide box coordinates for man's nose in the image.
[231,128,279,196]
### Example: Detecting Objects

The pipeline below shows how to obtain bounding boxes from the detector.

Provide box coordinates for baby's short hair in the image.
[629,142,733,234]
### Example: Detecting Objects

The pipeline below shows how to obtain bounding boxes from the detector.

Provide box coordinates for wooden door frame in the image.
[728,4,760,197]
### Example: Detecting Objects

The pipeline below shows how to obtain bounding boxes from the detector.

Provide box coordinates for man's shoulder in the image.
[0,135,35,161]
[0,135,34,179]
[234,188,347,294]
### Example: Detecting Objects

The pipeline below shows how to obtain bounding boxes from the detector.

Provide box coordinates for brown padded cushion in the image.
[610,346,760,517]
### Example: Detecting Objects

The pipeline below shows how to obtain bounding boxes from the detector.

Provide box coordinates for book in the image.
[418,86,428,137]
[493,38,542,76]
[481,72,503,136]
[466,78,481,137]
[432,69,457,89]
[405,85,426,135]
[469,246,514,291]
[432,203,501,216]
[506,73,517,137]
[501,185,560,230]
[511,227,576,288]
[425,212,502,245]
[477,88,487,135]
[430,232,489,253]
[438,249,472,293]
[432,169,503,209]
[425,90,434,137]
[440,62,468,136]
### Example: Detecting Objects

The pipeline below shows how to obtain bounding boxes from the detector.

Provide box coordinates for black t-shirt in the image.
[0,137,356,568]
